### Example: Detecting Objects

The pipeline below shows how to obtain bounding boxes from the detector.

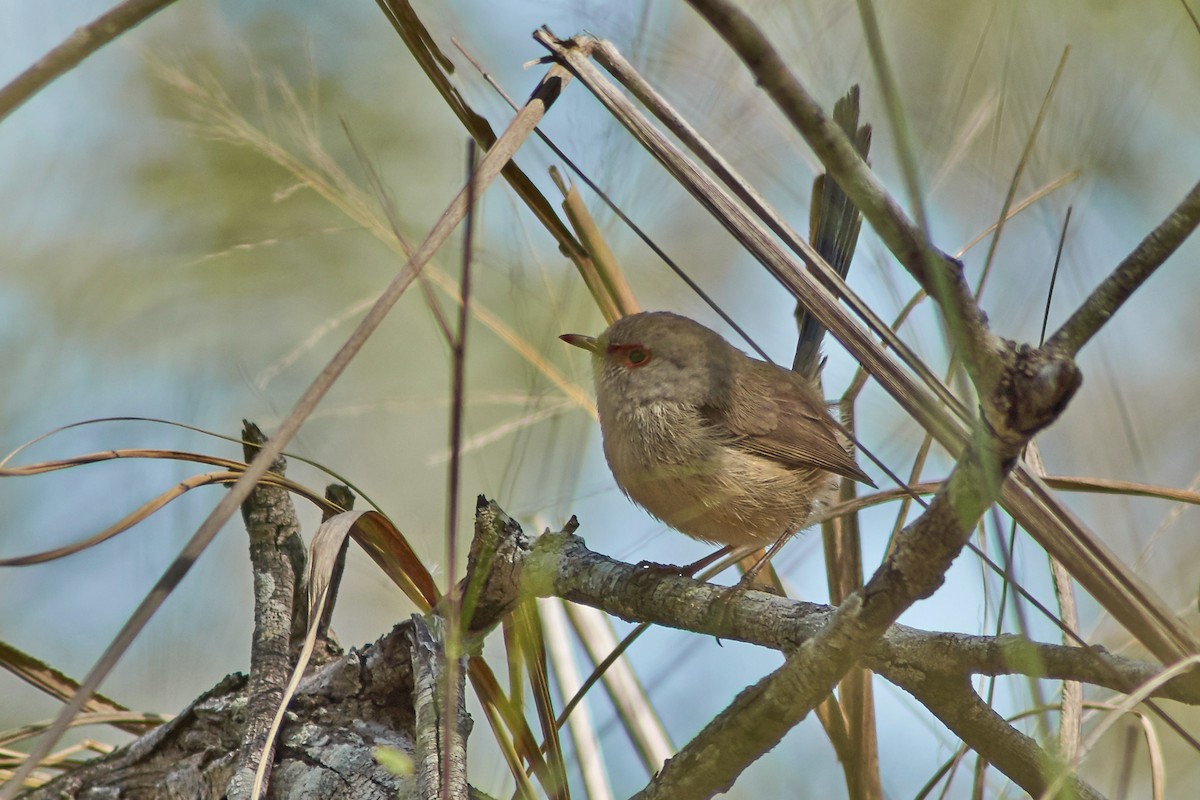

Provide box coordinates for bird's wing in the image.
[706,361,874,486]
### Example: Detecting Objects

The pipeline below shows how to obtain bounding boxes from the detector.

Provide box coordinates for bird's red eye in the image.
[607,344,652,368]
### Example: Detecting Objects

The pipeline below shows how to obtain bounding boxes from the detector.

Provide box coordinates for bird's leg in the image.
[636,546,731,577]
[732,531,799,592]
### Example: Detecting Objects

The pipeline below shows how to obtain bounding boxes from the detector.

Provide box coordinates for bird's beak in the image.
[559,333,603,355]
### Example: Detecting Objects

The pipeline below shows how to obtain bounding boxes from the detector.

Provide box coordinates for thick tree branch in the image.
[23,624,422,799]
[911,675,1095,799]
[493,513,1200,705]
[226,422,308,800]
[409,616,470,800]
[1047,177,1200,356]
[465,499,1197,797]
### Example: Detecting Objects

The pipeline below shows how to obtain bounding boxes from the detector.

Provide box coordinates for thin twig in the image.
[441,140,477,800]
[1040,207,1073,345]
[226,422,305,800]
[0,0,181,123]
[1047,177,1200,356]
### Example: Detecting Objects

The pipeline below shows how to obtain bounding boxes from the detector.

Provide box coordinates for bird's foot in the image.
[634,560,691,576]
[636,548,729,578]
[728,568,785,596]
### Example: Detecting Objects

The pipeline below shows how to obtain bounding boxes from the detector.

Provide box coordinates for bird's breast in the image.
[599,401,720,477]
[597,402,837,546]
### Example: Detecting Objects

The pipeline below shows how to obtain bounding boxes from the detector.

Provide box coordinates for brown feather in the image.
[562,311,876,547]
[709,359,874,486]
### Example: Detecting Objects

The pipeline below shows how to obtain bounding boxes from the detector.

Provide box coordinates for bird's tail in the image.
[794,86,872,380]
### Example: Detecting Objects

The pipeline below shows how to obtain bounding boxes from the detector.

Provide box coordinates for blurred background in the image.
[2,1,1199,796]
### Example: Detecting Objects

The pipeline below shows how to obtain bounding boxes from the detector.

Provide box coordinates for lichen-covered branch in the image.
[23,626,422,799]
[409,616,470,800]
[226,422,308,800]
[465,498,1196,798]
[518,528,1199,704]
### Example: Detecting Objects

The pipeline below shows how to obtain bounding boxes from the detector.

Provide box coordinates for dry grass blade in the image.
[821,476,1200,523]
[0,417,380,507]
[0,61,568,799]
[1071,655,1200,760]
[470,690,537,800]
[0,447,245,477]
[0,712,169,750]
[466,657,550,798]
[0,471,233,567]
[0,643,150,736]
[561,603,673,772]
[1027,444,1083,762]
[0,711,167,789]
[1,742,114,787]
[0,456,333,567]
[1086,705,1166,800]
[512,601,569,800]
[550,168,641,324]
[539,599,613,800]
[1135,709,1166,800]
[344,511,440,612]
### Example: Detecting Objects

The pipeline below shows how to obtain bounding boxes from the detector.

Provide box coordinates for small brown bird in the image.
[561,311,872,549]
